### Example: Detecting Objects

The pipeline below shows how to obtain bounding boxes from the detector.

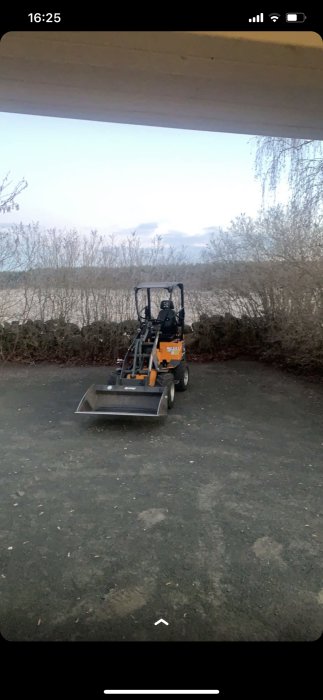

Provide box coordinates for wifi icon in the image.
[269,13,280,22]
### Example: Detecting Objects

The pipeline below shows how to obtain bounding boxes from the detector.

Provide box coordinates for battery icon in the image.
[286,12,307,22]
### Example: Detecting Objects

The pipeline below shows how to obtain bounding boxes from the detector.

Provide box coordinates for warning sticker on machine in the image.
[166,347,180,355]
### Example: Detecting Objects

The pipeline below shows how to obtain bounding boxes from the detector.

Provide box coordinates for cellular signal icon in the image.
[248,12,264,22]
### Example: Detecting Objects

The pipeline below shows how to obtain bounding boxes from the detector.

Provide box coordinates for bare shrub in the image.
[0,173,27,214]
[0,225,192,325]
[204,204,323,371]
[2,210,322,373]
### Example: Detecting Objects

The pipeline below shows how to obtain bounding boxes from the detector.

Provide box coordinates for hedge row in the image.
[0,318,138,363]
[189,313,267,357]
[189,313,323,375]
[1,314,323,375]
[0,315,261,364]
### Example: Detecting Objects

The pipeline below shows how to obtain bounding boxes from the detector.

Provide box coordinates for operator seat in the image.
[156,300,178,339]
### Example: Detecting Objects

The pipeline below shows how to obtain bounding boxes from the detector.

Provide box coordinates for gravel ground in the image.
[0,360,322,641]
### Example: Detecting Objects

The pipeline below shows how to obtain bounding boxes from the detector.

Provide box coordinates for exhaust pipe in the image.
[75,384,168,417]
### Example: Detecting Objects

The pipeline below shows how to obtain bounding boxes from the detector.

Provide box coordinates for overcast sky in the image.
[1,111,288,253]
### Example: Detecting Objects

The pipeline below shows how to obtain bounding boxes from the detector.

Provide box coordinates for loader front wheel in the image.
[157,374,175,409]
[174,363,189,391]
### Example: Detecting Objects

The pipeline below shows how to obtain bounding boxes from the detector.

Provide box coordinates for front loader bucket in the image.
[75,384,168,417]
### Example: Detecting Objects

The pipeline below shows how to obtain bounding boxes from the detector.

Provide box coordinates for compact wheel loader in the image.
[75,282,189,417]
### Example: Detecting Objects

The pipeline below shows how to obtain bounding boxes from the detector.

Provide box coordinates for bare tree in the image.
[204,204,323,368]
[254,137,323,218]
[0,173,28,214]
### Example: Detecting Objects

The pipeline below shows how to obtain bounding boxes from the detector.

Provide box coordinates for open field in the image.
[0,288,250,326]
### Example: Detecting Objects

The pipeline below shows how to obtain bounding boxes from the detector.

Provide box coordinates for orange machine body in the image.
[156,340,184,364]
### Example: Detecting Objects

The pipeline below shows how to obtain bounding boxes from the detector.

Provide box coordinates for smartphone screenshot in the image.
[0,7,322,698]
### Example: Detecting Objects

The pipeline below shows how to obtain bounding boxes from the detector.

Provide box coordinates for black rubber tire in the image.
[173,363,189,392]
[157,373,175,409]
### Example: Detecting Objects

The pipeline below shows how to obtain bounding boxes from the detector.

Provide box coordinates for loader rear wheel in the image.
[174,363,189,391]
[157,374,175,409]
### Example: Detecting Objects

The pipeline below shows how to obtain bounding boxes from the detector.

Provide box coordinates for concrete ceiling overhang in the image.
[0,30,323,138]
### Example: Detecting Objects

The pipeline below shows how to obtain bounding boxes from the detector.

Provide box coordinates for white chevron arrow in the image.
[154,618,169,626]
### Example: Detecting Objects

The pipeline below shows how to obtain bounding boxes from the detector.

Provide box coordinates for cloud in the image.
[162,229,220,247]
[134,224,222,260]
[135,222,159,236]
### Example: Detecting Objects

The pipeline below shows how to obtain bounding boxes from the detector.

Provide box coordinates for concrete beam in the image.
[1,31,323,138]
